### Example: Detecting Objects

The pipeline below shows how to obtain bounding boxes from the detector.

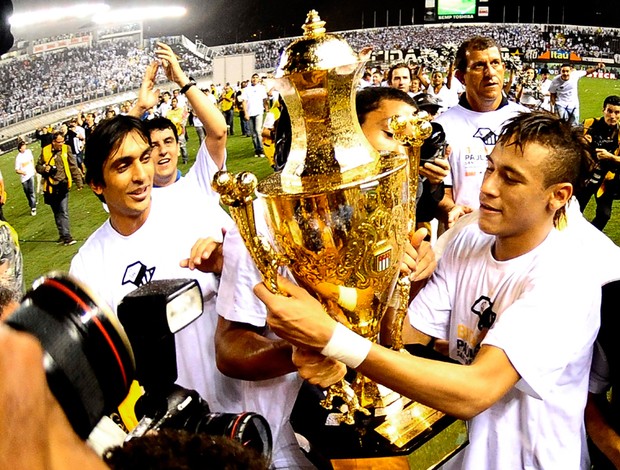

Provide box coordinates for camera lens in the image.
[5,272,135,439]
[193,412,273,462]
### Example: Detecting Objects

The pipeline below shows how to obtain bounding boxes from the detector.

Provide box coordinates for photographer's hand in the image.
[0,326,107,470]
[291,346,346,388]
[596,148,620,164]
[419,157,450,185]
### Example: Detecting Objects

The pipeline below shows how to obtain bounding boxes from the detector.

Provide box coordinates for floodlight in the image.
[10,3,110,28]
[92,6,187,24]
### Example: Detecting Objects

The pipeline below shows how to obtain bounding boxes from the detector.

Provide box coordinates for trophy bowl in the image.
[257,156,410,408]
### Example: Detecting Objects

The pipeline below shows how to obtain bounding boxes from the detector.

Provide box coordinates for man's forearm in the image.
[215,318,296,381]
[356,343,518,420]
[585,393,620,468]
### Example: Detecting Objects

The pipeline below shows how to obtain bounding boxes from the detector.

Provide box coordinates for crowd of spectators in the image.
[0,38,212,127]
[214,22,620,72]
[2,22,620,131]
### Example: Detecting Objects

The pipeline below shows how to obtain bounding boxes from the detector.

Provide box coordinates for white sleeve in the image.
[183,139,225,201]
[483,269,600,401]
[217,202,268,327]
[408,241,457,340]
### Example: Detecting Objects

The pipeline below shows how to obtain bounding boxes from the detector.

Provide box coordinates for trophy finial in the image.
[302,10,326,38]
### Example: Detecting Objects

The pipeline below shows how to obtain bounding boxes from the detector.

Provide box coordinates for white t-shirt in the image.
[70,188,240,415]
[243,84,268,117]
[435,100,528,208]
[15,148,36,183]
[539,77,553,111]
[156,137,223,203]
[427,84,460,112]
[549,70,587,110]
[410,224,600,470]
[217,201,314,469]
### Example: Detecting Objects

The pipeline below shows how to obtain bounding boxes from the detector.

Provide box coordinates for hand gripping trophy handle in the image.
[212,170,369,425]
[388,113,433,352]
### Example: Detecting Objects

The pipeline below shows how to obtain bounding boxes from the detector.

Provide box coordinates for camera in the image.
[117,279,272,462]
[419,121,447,165]
[5,273,272,462]
[590,134,617,154]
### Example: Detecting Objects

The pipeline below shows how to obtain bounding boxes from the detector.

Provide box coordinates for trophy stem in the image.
[321,379,371,425]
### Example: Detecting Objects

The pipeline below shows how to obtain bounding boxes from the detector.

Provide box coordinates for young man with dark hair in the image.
[576,95,620,230]
[70,114,239,418]
[255,112,601,469]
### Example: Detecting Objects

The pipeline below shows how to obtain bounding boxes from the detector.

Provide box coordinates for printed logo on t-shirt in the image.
[122,261,155,287]
[456,295,497,364]
[473,128,499,146]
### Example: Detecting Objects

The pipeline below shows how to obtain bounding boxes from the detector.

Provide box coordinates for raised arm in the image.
[154,42,227,169]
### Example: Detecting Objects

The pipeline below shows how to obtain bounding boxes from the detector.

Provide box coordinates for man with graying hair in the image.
[435,36,528,230]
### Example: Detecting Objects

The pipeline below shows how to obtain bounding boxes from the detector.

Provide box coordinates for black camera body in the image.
[419,121,447,165]
[117,279,272,461]
[6,274,272,462]
[591,134,617,154]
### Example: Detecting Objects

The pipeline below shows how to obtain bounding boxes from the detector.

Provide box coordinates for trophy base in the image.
[290,344,468,467]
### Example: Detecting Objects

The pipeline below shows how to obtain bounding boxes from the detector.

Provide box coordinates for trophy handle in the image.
[212,170,287,294]
[388,113,433,351]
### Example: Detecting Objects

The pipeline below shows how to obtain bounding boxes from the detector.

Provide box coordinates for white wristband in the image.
[321,323,372,369]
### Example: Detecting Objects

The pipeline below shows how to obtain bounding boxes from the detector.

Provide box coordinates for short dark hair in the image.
[356,87,418,125]
[103,429,269,470]
[498,111,593,224]
[85,115,148,190]
[603,95,620,108]
[455,36,501,73]
[145,117,178,143]
[52,131,64,142]
[387,63,412,84]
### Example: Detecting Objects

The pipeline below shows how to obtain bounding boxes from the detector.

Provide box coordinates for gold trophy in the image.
[214,10,461,460]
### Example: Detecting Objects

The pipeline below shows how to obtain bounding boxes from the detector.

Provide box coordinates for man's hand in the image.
[180,236,224,274]
[292,347,346,388]
[400,228,436,281]
[254,276,337,351]
[154,42,189,87]
[447,204,473,228]
[596,148,620,164]
[0,326,107,469]
[130,61,160,118]
[419,157,450,185]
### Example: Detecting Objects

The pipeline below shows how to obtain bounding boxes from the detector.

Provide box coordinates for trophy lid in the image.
[275,10,359,76]
[265,10,380,195]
